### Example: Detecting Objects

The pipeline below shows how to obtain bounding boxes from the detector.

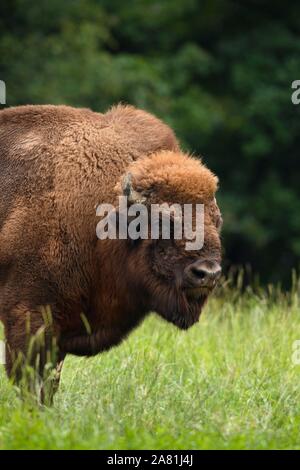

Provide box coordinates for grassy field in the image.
[0,281,300,450]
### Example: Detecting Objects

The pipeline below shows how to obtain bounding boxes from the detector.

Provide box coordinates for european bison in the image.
[0,104,222,403]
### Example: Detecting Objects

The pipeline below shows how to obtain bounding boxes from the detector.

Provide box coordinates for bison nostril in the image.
[191,267,207,280]
[185,260,222,287]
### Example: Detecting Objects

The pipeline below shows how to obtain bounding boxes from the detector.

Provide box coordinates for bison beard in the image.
[149,283,208,330]
[60,291,207,356]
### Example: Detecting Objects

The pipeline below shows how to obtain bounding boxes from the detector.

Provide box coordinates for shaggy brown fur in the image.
[0,103,222,402]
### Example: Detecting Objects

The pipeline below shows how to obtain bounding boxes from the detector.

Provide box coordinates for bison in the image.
[0,104,222,403]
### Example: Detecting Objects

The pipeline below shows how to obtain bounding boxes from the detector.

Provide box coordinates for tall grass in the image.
[0,276,300,449]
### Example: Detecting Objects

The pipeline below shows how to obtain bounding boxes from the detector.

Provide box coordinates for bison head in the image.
[111,150,222,330]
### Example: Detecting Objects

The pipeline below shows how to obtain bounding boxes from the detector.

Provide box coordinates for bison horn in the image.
[122,172,146,204]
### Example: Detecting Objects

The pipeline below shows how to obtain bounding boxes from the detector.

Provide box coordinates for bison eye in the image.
[128,237,142,248]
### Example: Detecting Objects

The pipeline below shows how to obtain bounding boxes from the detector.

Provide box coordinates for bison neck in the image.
[60,240,149,356]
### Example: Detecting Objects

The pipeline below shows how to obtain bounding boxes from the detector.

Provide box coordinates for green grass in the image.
[1,282,300,450]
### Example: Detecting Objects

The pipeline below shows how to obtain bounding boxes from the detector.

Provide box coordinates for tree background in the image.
[1,0,299,285]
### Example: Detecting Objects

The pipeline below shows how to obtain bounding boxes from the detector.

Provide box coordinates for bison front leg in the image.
[4,304,64,406]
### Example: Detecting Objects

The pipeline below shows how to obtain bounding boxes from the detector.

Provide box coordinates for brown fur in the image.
[0,103,221,400]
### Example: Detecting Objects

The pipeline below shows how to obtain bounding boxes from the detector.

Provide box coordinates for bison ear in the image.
[121,172,147,204]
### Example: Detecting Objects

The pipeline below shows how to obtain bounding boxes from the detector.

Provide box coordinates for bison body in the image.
[0,104,222,401]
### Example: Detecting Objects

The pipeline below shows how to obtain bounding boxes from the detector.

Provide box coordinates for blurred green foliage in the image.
[1,0,300,284]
